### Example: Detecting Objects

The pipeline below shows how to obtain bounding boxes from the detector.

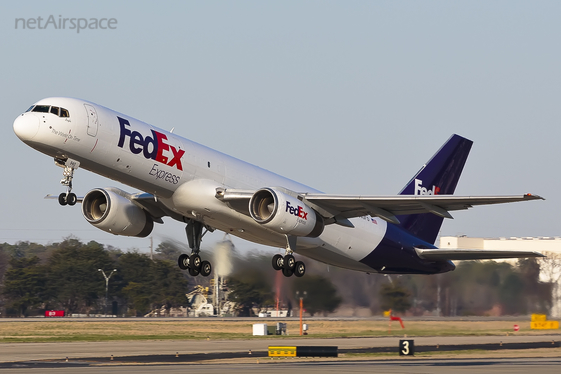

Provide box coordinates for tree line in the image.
[0,238,343,317]
[319,255,557,316]
[0,239,188,317]
[0,238,557,317]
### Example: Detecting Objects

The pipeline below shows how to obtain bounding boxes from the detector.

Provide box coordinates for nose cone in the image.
[13,114,40,142]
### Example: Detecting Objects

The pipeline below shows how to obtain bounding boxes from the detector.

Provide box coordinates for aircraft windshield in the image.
[32,105,49,113]
[30,105,70,118]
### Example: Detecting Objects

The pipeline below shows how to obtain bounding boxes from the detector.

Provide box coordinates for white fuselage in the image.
[14,97,387,272]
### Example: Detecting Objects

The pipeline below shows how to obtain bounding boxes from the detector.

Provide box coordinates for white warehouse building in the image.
[440,236,561,254]
[439,236,561,317]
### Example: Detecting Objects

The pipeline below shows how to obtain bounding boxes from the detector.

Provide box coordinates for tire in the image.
[272,254,284,271]
[58,193,67,206]
[200,260,212,277]
[178,254,190,270]
[284,254,296,270]
[282,267,293,277]
[294,261,306,277]
[188,266,200,276]
[190,254,202,271]
[67,193,77,206]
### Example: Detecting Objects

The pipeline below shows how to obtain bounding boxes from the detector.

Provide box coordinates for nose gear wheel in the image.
[55,158,80,207]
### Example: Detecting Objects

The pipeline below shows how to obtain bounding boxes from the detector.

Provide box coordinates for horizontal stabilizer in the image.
[415,247,545,261]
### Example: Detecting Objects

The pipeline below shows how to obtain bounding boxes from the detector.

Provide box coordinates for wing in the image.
[302,193,543,225]
[217,188,543,225]
[415,248,545,261]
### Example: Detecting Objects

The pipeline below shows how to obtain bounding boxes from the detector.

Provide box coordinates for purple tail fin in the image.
[397,134,473,244]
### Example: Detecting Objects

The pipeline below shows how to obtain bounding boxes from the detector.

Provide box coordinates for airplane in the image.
[13,97,544,278]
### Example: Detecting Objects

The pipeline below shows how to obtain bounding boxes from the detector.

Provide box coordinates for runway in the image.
[0,334,559,374]
[0,358,560,374]
[0,334,559,362]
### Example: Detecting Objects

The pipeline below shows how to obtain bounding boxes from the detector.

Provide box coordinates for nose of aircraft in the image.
[13,114,40,142]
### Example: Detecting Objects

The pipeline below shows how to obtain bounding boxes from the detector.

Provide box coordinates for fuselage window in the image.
[60,108,69,117]
[32,105,50,113]
[26,105,35,112]
[50,106,60,116]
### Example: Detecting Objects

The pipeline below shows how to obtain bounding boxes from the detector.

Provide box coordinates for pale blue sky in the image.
[1,1,559,253]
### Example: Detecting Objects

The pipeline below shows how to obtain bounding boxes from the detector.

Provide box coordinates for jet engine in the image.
[249,188,324,237]
[81,188,153,237]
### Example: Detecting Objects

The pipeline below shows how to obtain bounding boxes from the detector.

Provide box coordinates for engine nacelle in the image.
[81,188,153,237]
[249,188,324,237]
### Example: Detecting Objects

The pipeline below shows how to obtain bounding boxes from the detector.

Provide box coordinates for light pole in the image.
[296,291,307,336]
[98,268,117,317]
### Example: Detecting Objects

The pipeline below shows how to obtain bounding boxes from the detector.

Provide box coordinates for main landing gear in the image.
[177,219,213,277]
[55,158,80,206]
[271,236,306,277]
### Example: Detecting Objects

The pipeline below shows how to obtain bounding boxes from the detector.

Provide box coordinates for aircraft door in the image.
[84,104,99,136]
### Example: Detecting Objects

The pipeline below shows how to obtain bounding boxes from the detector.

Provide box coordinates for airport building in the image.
[439,236,561,317]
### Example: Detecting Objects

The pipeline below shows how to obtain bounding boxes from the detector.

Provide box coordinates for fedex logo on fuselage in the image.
[117,117,184,171]
[414,179,440,195]
[286,201,308,220]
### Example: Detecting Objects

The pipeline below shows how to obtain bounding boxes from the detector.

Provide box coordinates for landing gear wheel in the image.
[284,254,296,271]
[178,254,190,270]
[67,193,77,206]
[58,193,67,206]
[272,254,284,271]
[294,261,306,277]
[190,254,202,271]
[200,260,212,277]
[282,267,293,277]
[182,220,214,277]
[56,159,80,207]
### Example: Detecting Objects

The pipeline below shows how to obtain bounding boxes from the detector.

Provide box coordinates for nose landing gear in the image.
[55,158,80,206]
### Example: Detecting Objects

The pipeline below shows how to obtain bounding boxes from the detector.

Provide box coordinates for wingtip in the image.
[525,193,545,200]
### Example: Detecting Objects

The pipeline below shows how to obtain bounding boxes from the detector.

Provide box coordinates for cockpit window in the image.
[26,105,34,112]
[32,105,50,113]
[29,105,70,117]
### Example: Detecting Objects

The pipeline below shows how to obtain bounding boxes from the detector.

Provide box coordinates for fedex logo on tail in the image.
[117,117,185,171]
[286,201,308,220]
[414,179,440,195]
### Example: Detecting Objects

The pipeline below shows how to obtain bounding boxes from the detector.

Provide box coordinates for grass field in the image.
[0,319,552,343]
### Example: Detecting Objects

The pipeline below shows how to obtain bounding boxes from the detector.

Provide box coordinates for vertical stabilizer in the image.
[397,134,473,244]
